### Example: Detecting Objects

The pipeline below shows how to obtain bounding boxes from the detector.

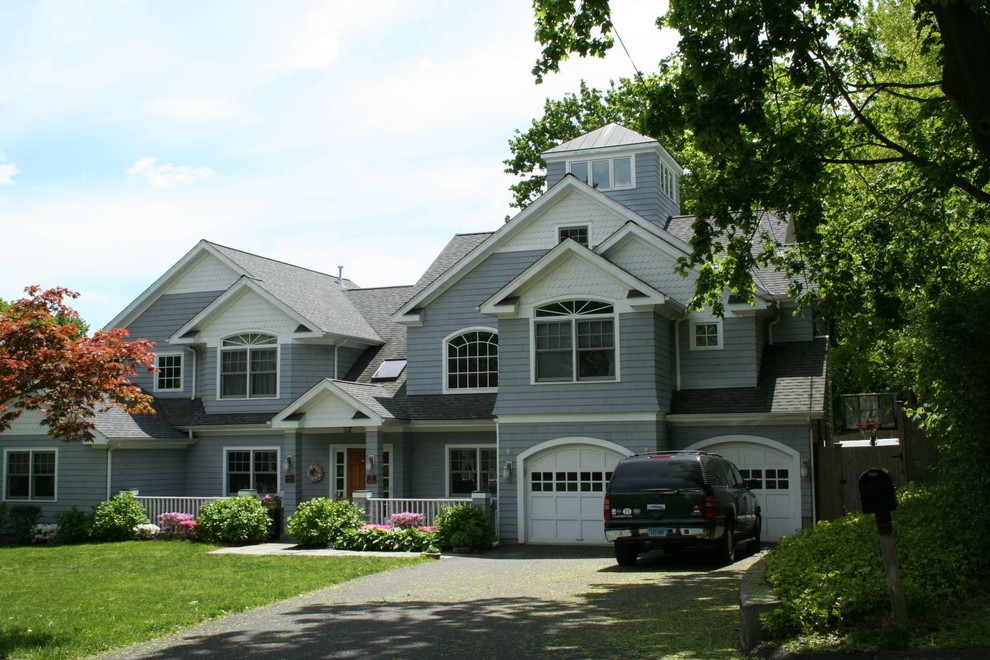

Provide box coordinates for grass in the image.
[0,541,426,660]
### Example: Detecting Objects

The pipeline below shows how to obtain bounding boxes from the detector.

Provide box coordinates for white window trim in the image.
[154,352,184,393]
[529,299,621,385]
[556,223,592,248]
[566,155,636,191]
[689,320,723,351]
[444,444,497,497]
[329,444,393,499]
[442,327,499,395]
[222,446,281,496]
[3,447,58,502]
[216,332,281,400]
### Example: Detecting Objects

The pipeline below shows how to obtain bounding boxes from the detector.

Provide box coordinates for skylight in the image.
[372,359,407,380]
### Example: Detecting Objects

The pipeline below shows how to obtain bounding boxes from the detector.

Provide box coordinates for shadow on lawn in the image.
[125,568,744,659]
[0,629,59,658]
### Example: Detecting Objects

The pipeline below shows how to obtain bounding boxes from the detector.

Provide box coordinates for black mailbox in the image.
[859,468,897,514]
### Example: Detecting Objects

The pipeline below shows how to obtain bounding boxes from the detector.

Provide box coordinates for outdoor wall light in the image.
[801,459,810,479]
[283,455,293,473]
[501,461,512,479]
[366,455,376,472]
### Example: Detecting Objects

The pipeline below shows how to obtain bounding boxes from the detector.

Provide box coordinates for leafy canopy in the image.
[0,286,156,442]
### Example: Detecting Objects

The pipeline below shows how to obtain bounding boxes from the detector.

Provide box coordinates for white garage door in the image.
[526,444,625,545]
[705,441,800,542]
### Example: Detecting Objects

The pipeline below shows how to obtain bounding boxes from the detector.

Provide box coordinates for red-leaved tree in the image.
[0,286,156,442]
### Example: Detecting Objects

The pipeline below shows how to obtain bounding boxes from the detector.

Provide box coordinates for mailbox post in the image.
[859,468,907,625]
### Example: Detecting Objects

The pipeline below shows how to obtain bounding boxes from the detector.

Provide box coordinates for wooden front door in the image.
[346,448,366,500]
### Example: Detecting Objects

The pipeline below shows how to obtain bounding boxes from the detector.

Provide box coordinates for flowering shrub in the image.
[55,507,93,544]
[31,523,59,544]
[196,496,270,545]
[261,493,283,509]
[388,512,424,529]
[91,493,150,542]
[286,498,364,547]
[133,523,161,540]
[334,525,438,553]
[157,512,198,540]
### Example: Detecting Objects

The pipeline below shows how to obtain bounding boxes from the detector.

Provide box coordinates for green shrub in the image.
[196,496,270,545]
[286,498,364,546]
[91,493,150,542]
[763,483,990,638]
[55,507,93,544]
[0,501,7,531]
[9,505,43,540]
[434,504,493,550]
[335,526,438,553]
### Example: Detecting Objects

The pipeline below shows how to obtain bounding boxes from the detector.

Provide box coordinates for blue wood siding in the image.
[774,307,814,343]
[679,316,760,389]
[405,430,496,498]
[183,434,285,496]
[111,449,187,496]
[655,313,675,412]
[123,291,224,394]
[493,312,663,415]
[406,250,543,396]
[280,343,335,399]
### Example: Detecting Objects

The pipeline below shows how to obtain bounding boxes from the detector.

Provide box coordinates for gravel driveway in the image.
[95,545,759,660]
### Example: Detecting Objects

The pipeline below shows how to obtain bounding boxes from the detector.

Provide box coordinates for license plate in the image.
[648,527,668,537]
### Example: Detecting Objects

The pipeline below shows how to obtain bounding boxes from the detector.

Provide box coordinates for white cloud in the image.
[0,151,21,185]
[127,157,216,188]
[142,98,253,123]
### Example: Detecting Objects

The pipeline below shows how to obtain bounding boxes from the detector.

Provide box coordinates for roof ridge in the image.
[206,240,347,281]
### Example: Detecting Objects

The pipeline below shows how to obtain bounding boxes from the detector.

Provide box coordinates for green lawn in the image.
[0,541,426,660]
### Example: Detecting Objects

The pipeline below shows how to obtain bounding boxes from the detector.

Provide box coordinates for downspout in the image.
[808,421,817,525]
[105,443,116,500]
[674,318,685,391]
[767,313,781,346]
[189,347,197,400]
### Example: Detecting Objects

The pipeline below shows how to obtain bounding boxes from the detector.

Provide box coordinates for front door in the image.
[346,448,366,499]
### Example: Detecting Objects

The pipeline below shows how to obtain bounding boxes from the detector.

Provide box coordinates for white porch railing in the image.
[136,496,223,523]
[366,497,472,526]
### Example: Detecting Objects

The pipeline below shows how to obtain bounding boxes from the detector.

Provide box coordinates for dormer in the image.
[542,123,683,225]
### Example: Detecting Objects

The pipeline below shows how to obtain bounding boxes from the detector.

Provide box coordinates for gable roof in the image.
[343,285,416,383]
[394,175,670,322]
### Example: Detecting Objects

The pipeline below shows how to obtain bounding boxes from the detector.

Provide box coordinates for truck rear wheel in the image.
[614,542,639,567]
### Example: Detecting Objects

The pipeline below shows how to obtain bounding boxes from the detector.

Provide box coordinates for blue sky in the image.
[0,1,676,329]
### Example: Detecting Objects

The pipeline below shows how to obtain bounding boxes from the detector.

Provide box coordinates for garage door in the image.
[704,441,800,542]
[526,444,625,545]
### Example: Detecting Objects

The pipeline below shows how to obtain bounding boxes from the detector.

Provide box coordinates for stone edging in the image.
[739,552,781,652]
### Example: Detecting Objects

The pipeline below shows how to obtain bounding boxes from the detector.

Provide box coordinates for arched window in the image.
[534,300,615,382]
[446,330,498,391]
[220,333,278,398]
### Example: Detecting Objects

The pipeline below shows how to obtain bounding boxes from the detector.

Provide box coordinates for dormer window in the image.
[558,225,589,247]
[568,156,633,191]
[660,161,678,202]
[220,333,278,398]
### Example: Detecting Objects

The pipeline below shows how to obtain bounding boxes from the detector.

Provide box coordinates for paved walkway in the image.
[95,544,759,659]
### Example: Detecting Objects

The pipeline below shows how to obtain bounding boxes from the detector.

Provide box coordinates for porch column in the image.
[283,429,303,514]
[364,426,383,497]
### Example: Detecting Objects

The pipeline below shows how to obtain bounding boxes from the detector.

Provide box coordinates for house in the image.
[1,124,827,545]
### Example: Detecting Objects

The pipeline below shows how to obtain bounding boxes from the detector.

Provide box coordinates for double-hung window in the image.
[220,333,277,398]
[534,300,616,382]
[4,449,56,501]
[226,448,278,495]
[448,447,497,496]
[446,330,498,391]
[155,353,183,391]
[568,156,633,191]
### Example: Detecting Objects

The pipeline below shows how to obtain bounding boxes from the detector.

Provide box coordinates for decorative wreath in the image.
[307,463,325,483]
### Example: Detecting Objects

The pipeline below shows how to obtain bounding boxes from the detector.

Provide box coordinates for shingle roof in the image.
[670,338,828,416]
[414,232,492,291]
[208,242,381,343]
[343,285,416,384]
[405,393,497,420]
[664,212,798,298]
[542,123,658,155]
[92,398,188,440]
[156,398,275,428]
[333,380,410,420]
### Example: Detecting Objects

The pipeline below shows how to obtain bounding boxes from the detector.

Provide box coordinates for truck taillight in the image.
[604,497,611,521]
[703,495,716,519]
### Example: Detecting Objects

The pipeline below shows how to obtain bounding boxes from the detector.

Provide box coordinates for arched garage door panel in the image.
[526,445,625,545]
[702,441,800,542]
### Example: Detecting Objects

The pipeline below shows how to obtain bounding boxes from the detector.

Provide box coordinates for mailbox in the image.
[859,468,897,514]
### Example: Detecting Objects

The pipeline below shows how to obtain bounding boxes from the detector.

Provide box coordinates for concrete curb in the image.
[739,552,781,652]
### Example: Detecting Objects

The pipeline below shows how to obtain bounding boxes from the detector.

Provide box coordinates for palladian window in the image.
[446,330,498,391]
[534,300,616,382]
[220,333,278,398]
